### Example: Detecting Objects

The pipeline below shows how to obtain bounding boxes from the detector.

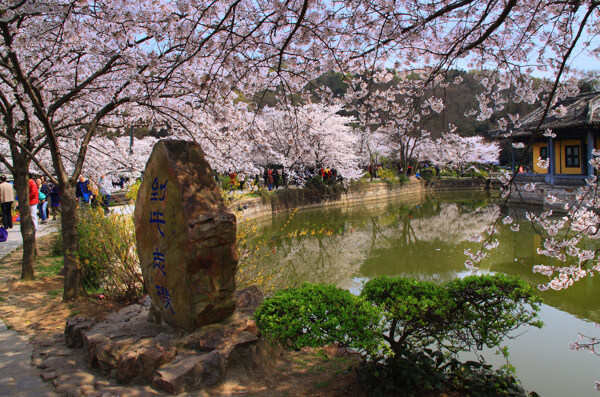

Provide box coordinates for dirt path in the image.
[0,233,365,396]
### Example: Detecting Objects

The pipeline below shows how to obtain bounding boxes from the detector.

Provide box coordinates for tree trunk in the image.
[13,165,36,280]
[60,185,83,301]
[402,157,409,176]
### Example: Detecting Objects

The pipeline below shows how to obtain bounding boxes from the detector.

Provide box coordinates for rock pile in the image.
[37,287,280,396]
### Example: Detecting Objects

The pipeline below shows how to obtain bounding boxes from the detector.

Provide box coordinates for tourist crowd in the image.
[220,167,344,192]
[0,173,131,231]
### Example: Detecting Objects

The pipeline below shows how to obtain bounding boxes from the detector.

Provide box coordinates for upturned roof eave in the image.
[491,121,600,140]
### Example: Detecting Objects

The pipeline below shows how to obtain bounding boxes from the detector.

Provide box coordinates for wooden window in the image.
[540,146,548,159]
[565,145,580,168]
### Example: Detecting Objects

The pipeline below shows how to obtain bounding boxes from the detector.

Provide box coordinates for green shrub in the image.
[359,351,530,397]
[254,283,384,355]
[219,175,231,190]
[360,274,542,356]
[398,174,409,183]
[348,174,369,192]
[256,274,542,396]
[305,175,327,190]
[442,274,542,353]
[76,206,143,299]
[51,232,63,256]
[439,169,458,177]
[361,276,453,352]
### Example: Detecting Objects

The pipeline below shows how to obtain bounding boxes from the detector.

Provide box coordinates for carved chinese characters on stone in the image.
[135,140,238,332]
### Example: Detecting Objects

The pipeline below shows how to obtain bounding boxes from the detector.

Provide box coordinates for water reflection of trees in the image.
[251,193,600,322]
[256,196,499,288]
[360,202,500,280]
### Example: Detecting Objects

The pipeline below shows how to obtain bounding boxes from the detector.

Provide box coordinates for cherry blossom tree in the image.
[251,103,359,178]
[78,136,158,182]
[264,103,361,180]
[345,71,451,174]
[1,0,598,303]
[420,132,499,171]
[355,127,390,180]
[177,101,362,182]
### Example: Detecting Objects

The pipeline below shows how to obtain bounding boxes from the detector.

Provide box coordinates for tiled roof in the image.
[491,92,600,139]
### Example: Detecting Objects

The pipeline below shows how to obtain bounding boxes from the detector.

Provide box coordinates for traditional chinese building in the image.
[492,91,600,186]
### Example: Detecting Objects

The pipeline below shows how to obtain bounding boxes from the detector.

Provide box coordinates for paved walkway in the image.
[0,220,60,396]
[0,321,59,397]
[0,219,58,259]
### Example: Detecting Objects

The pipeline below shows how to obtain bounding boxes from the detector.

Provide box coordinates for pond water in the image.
[245,190,600,396]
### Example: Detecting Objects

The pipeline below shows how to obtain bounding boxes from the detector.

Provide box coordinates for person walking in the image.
[98,175,113,215]
[273,170,280,190]
[49,182,61,220]
[267,170,274,191]
[36,178,49,224]
[28,174,39,231]
[40,178,51,220]
[0,175,14,229]
[76,175,91,206]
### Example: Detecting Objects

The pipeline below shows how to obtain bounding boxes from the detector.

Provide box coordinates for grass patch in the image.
[309,365,326,373]
[36,257,63,278]
[313,380,330,388]
[293,357,310,367]
[46,288,63,298]
[333,356,351,364]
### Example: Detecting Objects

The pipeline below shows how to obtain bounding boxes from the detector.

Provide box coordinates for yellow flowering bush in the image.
[75,206,143,299]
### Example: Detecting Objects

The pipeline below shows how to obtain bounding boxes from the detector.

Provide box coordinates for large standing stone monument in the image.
[135,140,238,332]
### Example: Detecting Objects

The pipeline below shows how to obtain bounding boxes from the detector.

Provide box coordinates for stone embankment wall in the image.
[231,178,491,222]
[508,182,581,212]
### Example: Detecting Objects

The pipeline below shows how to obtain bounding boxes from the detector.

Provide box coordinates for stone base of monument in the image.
[62,286,281,395]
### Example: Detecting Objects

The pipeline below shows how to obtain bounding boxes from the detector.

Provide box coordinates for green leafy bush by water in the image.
[361,274,542,355]
[398,173,409,183]
[254,283,385,355]
[359,350,531,397]
[255,274,542,395]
